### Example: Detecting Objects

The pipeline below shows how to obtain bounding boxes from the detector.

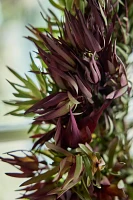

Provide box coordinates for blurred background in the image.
[0,0,58,199]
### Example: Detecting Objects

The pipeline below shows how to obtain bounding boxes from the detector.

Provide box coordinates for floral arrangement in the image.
[1,0,133,199]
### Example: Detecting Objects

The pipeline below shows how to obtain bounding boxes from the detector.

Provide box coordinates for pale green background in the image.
[0,1,58,199]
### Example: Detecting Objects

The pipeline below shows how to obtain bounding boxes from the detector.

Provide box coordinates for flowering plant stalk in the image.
[1,0,133,199]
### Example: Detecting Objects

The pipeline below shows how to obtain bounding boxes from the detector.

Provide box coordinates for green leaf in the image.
[12,91,34,99]
[61,163,76,188]
[45,142,72,157]
[15,100,37,106]
[116,45,128,60]
[7,66,43,99]
[74,155,83,181]
[98,1,107,26]
[5,109,25,116]
[79,143,92,156]
[95,170,101,188]
[108,137,119,168]
[21,166,59,186]
[30,54,47,92]
[7,80,36,99]
[3,100,18,106]
[48,9,60,22]
[53,156,73,181]
[7,67,26,83]
[49,0,64,11]
[81,177,92,200]
[127,185,133,199]
[28,124,38,134]
[24,74,42,98]
[66,0,73,10]
[79,0,86,14]
[82,155,92,181]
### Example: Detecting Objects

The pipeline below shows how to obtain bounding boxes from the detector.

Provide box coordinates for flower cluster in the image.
[25,3,128,149]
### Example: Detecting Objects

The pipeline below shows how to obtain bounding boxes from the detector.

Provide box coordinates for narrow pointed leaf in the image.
[45,142,72,156]
[21,166,59,186]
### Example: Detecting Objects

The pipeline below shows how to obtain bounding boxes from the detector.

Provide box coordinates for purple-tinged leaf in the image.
[57,176,82,198]
[65,10,77,48]
[68,92,80,105]
[78,10,102,52]
[79,100,112,132]
[75,75,93,104]
[40,92,68,109]
[53,156,73,181]
[67,12,85,50]
[51,54,75,71]
[34,100,74,122]
[62,163,76,189]
[106,85,128,99]
[25,92,61,114]
[50,69,67,90]
[101,176,111,186]
[113,162,126,172]
[85,67,94,83]
[18,181,56,198]
[32,128,55,149]
[1,154,39,171]
[48,164,82,198]
[62,110,83,148]
[90,61,99,84]
[81,126,92,144]
[51,66,78,94]
[92,53,101,81]
[5,172,33,178]
[106,184,127,198]
[105,15,116,47]
[54,118,61,145]
[16,183,41,192]
[40,33,75,66]
[68,109,82,148]
[120,74,127,87]
[107,60,116,74]
[30,134,44,138]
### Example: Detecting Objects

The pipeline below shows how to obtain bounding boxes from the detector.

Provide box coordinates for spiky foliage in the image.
[1,0,133,200]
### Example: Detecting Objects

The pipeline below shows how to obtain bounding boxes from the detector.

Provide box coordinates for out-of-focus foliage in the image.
[1,0,133,200]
